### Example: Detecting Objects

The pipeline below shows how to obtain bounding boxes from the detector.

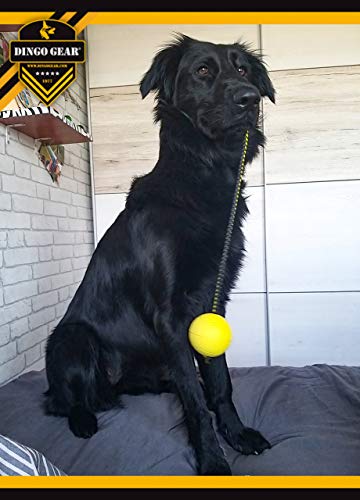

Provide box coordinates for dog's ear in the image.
[140,34,190,101]
[245,50,276,104]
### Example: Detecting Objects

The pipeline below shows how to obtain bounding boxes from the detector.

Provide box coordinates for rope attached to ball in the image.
[188,130,250,359]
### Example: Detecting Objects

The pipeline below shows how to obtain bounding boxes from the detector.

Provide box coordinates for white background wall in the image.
[87,24,360,368]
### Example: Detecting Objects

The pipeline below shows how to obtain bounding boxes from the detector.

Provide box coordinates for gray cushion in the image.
[0,365,359,475]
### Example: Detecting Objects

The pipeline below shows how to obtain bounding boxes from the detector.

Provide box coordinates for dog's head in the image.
[140,34,275,140]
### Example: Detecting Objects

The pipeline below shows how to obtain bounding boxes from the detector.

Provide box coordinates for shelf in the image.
[0,106,92,145]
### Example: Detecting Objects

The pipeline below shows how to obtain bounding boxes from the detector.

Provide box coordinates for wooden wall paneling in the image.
[262,25,360,71]
[264,66,360,185]
[88,24,259,88]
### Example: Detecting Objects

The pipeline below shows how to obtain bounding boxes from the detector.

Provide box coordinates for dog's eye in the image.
[197,66,209,76]
[237,66,247,76]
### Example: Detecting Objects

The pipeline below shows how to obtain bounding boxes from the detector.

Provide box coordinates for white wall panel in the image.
[88,24,259,88]
[262,25,360,71]
[266,181,360,292]
[233,186,265,293]
[226,293,267,367]
[95,193,127,242]
[269,292,360,366]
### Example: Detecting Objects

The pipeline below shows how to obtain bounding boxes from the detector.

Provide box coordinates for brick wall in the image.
[0,64,94,385]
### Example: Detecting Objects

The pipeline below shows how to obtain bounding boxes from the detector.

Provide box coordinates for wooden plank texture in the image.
[264,66,360,184]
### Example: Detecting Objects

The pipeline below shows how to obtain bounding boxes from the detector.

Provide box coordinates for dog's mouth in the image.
[197,106,259,139]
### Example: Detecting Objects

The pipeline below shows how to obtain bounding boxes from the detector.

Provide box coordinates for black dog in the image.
[45,34,275,475]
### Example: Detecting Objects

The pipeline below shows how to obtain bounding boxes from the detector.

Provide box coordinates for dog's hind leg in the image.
[45,323,118,438]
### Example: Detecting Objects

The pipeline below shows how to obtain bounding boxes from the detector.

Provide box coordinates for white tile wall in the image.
[266,181,360,293]
[269,292,360,366]
[226,293,267,367]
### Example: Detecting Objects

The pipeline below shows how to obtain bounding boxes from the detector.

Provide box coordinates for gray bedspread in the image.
[0,365,359,475]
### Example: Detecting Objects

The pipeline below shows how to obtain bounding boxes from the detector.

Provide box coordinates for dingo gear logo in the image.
[10,20,86,106]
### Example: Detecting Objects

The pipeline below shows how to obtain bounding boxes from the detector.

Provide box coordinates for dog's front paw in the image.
[198,454,232,475]
[68,406,98,438]
[224,426,271,455]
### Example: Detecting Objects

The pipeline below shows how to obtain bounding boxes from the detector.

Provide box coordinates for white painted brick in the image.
[23,357,45,374]
[7,230,25,248]
[58,286,69,302]
[40,340,47,356]
[36,183,50,199]
[75,233,83,244]
[60,176,77,193]
[60,259,72,273]
[33,260,60,278]
[53,245,73,260]
[0,232,7,248]
[4,247,38,266]
[13,194,43,214]
[25,344,41,366]
[31,165,53,184]
[74,244,93,257]
[72,192,91,208]
[0,252,2,271]
[0,192,11,210]
[50,188,71,204]
[0,300,32,326]
[0,212,31,229]
[73,268,86,283]
[53,231,75,245]
[28,307,56,330]
[25,231,53,246]
[4,281,38,304]
[2,173,36,196]
[0,341,17,364]
[32,290,58,312]
[47,319,59,334]
[17,325,48,352]
[69,283,80,297]
[0,355,25,385]
[74,168,90,185]
[68,219,88,231]
[38,277,52,294]
[6,141,36,164]
[18,131,35,148]
[77,182,87,195]
[69,153,80,169]
[67,206,77,218]
[79,158,90,173]
[10,317,29,339]
[14,159,31,179]
[39,246,52,261]
[0,154,15,174]
[83,232,94,244]
[58,219,69,230]
[1,265,32,285]
[77,206,92,220]
[44,200,67,217]
[32,215,58,230]
[56,301,69,318]
[62,166,74,179]
[72,255,91,270]
[0,135,4,155]
[0,325,10,346]
[51,271,74,290]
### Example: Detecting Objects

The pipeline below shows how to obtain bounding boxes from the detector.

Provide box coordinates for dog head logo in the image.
[10,20,86,106]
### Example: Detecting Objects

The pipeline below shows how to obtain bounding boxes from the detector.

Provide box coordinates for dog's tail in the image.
[44,323,120,438]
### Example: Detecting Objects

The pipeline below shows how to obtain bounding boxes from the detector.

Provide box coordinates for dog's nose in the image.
[234,89,260,109]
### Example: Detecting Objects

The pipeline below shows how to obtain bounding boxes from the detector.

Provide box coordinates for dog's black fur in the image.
[45,35,275,475]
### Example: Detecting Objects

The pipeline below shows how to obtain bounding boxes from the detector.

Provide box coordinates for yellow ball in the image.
[188,313,232,357]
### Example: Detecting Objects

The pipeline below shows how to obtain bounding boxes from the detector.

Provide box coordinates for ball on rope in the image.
[188,313,232,357]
